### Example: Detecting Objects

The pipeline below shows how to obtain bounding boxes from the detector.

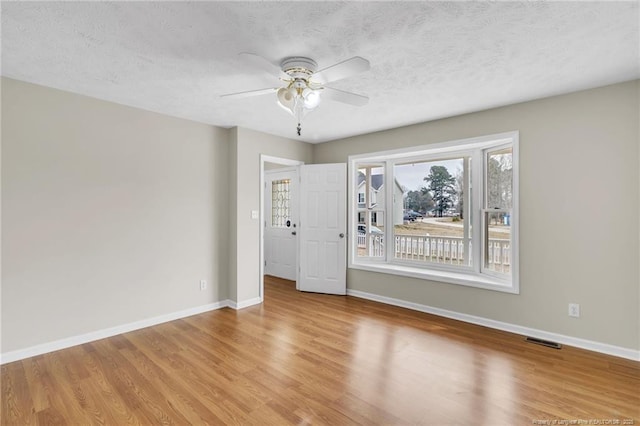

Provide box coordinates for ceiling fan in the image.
[221,53,370,136]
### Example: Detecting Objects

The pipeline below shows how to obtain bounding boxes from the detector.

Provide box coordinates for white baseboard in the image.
[228,297,263,310]
[0,300,232,365]
[6,290,634,364]
[347,289,640,362]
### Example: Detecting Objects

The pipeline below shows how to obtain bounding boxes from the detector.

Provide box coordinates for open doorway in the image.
[264,167,298,281]
[260,157,348,299]
[259,155,304,299]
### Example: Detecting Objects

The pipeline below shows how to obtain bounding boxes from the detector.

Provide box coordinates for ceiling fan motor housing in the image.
[281,57,318,80]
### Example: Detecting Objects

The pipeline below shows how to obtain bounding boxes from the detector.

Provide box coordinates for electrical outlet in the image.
[200,280,207,291]
[568,303,580,318]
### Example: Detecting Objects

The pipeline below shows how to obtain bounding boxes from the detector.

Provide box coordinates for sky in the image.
[394,159,463,191]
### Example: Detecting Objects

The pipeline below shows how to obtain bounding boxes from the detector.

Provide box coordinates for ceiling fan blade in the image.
[220,87,277,99]
[322,87,369,107]
[239,52,288,80]
[314,56,370,84]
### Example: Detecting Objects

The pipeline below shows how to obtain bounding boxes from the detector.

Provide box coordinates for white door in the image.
[299,163,347,295]
[264,169,298,281]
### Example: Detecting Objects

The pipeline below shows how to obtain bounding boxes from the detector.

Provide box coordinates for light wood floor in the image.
[2,276,639,425]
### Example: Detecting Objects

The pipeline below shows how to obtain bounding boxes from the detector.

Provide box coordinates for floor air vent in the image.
[525,337,562,349]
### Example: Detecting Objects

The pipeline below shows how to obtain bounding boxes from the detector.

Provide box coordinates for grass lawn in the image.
[394,218,510,240]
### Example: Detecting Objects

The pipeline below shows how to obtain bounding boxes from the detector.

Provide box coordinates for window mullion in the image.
[385,160,394,262]
[462,156,470,266]
[471,150,483,274]
[365,166,372,255]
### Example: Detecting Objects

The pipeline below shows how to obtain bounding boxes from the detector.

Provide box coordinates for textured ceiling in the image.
[2,2,639,143]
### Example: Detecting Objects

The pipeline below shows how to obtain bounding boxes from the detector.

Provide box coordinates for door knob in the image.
[339,233,345,238]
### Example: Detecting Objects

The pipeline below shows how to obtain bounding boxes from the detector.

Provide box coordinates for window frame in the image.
[348,131,519,294]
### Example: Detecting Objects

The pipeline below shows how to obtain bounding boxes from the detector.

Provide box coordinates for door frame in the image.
[259,155,304,300]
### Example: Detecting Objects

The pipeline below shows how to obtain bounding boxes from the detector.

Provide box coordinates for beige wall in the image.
[228,127,313,303]
[1,77,313,355]
[314,80,640,351]
[1,78,231,353]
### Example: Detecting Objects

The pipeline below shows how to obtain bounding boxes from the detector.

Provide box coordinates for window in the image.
[349,132,519,293]
[356,164,385,258]
[271,179,291,228]
[483,146,513,277]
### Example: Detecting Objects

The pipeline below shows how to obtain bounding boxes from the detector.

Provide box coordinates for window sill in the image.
[349,261,519,294]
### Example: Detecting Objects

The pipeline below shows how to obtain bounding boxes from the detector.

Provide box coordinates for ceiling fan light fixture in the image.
[293,96,307,122]
[276,87,296,115]
[276,84,320,120]
[303,89,321,109]
[276,87,293,105]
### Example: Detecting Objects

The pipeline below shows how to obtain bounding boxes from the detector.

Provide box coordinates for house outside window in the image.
[349,131,519,293]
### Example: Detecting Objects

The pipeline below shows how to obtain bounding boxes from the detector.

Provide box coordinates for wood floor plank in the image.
[1,362,36,425]
[117,342,226,424]
[21,357,49,414]
[81,347,141,425]
[2,275,639,425]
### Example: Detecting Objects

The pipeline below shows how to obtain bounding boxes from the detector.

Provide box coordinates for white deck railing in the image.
[357,234,384,257]
[357,234,510,272]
